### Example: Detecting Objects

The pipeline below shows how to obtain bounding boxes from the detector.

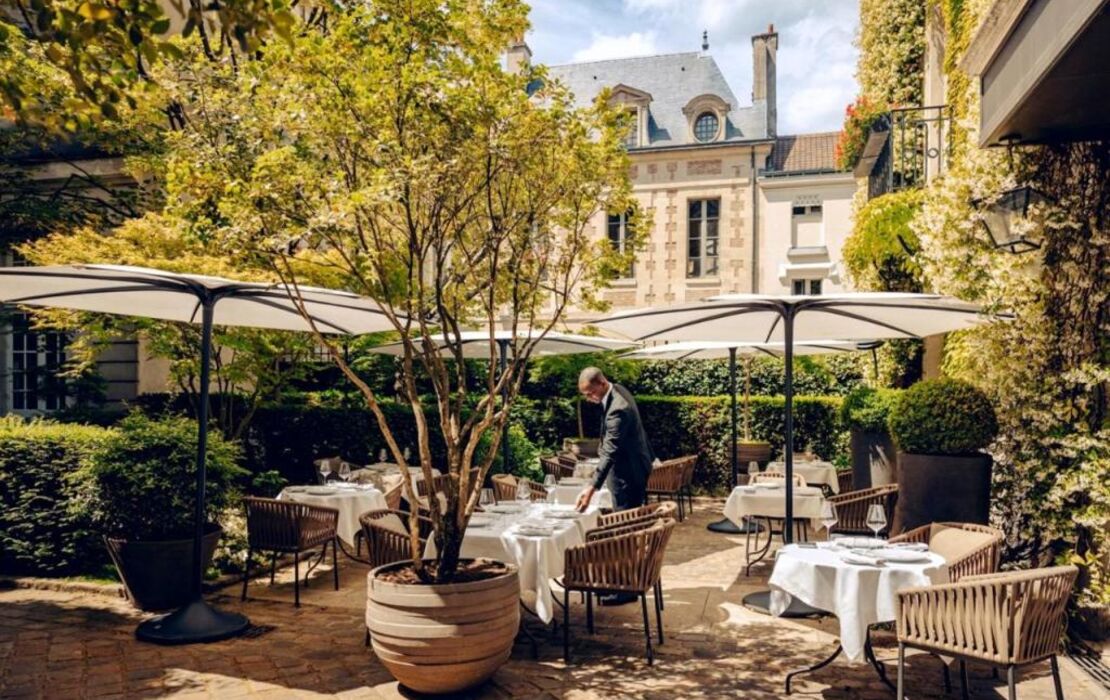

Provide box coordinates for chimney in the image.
[505,34,532,75]
[751,23,778,137]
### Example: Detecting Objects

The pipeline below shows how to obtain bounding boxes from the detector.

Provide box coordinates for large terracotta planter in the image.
[894,452,992,533]
[105,524,222,612]
[737,441,772,465]
[849,429,897,489]
[366,559,520,695]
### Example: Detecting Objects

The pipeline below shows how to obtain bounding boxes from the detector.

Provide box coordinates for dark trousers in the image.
[612,484,647,511]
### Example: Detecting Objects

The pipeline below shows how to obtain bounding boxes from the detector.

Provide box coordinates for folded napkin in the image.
[841,551,884,566]
[888,542,929,552]
[833,536,887,549]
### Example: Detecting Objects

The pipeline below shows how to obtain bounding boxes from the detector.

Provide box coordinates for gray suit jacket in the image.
[592,383,654,507]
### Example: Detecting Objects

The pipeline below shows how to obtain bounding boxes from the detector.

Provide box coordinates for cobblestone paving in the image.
[1,506,1106,699]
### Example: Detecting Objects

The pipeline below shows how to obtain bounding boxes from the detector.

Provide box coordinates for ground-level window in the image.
[607,211,635,278]
[687,199,719,278]
[792,278,823,295]
[2,252,70,412]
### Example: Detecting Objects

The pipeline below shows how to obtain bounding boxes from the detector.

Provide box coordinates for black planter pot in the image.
[894,452,992,533]
[849,429,897,490]
[105,525,223,612]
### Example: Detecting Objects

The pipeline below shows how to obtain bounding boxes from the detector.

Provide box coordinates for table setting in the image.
[545,474,614,510]
[425,496,599,622]
[279,482,388,546]
[766,459,841,493]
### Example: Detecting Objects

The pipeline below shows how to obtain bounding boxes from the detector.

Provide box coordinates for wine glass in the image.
[543,474,557,503]
[866,504,887,539]
[378,448,387,463]
[338,462,351,483]
[479,487,495,510]
[820,501,838,540]
[319,460,332,483]
[516,478,531,504]
[747,461,759,484]
[403,446,412,462]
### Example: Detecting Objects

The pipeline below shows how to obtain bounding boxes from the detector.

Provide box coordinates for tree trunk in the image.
[435,518,463,583]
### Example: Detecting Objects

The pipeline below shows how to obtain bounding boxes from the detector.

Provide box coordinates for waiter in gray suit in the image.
[575,367,655,514]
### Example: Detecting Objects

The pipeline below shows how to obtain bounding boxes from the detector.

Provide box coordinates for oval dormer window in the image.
[694,112,719,142]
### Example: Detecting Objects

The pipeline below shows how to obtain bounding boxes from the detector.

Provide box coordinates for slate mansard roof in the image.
[544,52,770,149]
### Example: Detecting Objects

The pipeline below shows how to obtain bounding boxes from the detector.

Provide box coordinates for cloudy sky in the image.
[525,0,860,135]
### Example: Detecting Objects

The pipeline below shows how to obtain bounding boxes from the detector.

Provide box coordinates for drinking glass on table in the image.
[747,461,759,483]
[866,503,887,539]
[378,448,387,463]
[479,487,495,510]
[338,462,351,483]
[403,446,412,462]
[319,460,332,483]
[516,478,531,504]
[543,474,557,498]
[820,501,838,540]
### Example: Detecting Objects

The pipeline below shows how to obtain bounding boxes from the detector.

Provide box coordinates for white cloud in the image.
[571,31,660,63]
[528,0,860,133]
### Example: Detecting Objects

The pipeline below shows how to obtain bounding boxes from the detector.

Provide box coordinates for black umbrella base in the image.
[741,590,827,618]
[707,517,763,534]
[136,598,250,645]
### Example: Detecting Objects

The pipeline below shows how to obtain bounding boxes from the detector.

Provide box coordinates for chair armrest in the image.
[888,524,931,545]
[586,519,656,542]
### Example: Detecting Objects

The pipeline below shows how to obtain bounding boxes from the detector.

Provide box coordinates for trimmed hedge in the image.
[888,378,997,455]
[840,386,902,433]
[0,418,110,576]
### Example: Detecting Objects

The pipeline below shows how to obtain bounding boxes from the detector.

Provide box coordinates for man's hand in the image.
[575,486,596,513]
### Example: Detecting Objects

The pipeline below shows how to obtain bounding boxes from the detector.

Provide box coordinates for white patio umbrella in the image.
[368,329,638,468]
[0,264,396,644]
[622,340,869,534]
[598,293,1005,543]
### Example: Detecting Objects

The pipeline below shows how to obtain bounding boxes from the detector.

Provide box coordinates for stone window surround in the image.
[609,84,653,149]
[681,93,730,144]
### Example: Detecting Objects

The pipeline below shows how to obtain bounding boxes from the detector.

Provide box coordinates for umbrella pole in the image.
[783,306,796,545]
[136,298,249,644]
[499,339,510,473]
[708,347,760,535]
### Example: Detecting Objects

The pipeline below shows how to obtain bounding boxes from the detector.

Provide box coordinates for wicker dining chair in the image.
[677,456,697,515]
[836,468,853,494]
[750,471,809,487]
[557,452,580,468]
[358,509,432,647]
[490,473,547,503]
[896,565,1078,700]
[646,459,688,520]
[541,455,575,480]
[241,496,340,607]
[827,483,899,536]
[561,517,677,665]
[889,521,1004,582]
[589,501,677,611]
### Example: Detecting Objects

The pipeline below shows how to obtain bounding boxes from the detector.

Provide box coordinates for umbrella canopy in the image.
[368,329,637,358]
[0,264,394,334]
[597,292,1004,544]
[599,292,992,343]
[621,339,863,360]
[0,264,396,644]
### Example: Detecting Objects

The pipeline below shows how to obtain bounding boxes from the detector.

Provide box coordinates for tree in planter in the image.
[146,0,634,582]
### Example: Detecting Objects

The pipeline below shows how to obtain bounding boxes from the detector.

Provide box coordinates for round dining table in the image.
[279,484,388,546]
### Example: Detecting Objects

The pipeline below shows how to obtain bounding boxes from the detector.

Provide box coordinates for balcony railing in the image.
[854,105,951,199]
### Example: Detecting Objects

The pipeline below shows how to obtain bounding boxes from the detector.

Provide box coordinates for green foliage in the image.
[628,355,864,397]
[491,424,543,483]
[843,189,925,292]
[835,96,886,170]
[249,470,287,499]
[0,417,109,575]
[856,0,925,108]
[888,379,997,456]
[79,413,246,540]
[840,386,902,433]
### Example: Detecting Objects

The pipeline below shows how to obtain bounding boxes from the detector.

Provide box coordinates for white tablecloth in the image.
[723,485,828,530]
[548,483,614,510]
[351,463,440,493]
[766,461,840,493]
[424,503,599,623]
[768,544,948,662]
[279,485,388,545]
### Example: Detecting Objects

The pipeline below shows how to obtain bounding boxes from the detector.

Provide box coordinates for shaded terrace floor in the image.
[1,505,1106,699]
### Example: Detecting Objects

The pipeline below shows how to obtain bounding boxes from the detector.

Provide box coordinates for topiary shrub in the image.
[840,386,902,433]
[78,413,247,540]
[887,378,998,455]
[0,417,111,576]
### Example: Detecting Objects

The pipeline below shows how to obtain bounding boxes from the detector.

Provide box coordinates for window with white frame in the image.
[607,211,635,278]
[3,251,70,412]
[791,195,823,248]
[687,198,719,278]
[791,278,823,295]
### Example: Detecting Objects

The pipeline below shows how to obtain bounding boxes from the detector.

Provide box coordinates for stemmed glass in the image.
[820,501,838,541]
[479,487,495,510]
[319,460,332,484]
[378,448,387,463]
[403,447,412,462]
[543,474,557,502]
[866,504,887,540]
[338,462,352,484]
[747,460,760,484]
[516,478,531,505]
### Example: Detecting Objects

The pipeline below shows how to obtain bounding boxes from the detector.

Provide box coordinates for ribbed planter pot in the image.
[849,429,897,489]
[563,438,600,458]
[366,559,520,695]
[105,524,222,612]
[737,441,772,466]
[894,452,992,533]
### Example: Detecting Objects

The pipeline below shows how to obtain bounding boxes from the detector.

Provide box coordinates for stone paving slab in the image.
[1,507,1106,699]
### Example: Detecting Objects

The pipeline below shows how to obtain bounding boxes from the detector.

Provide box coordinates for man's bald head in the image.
[578,367,610,403]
